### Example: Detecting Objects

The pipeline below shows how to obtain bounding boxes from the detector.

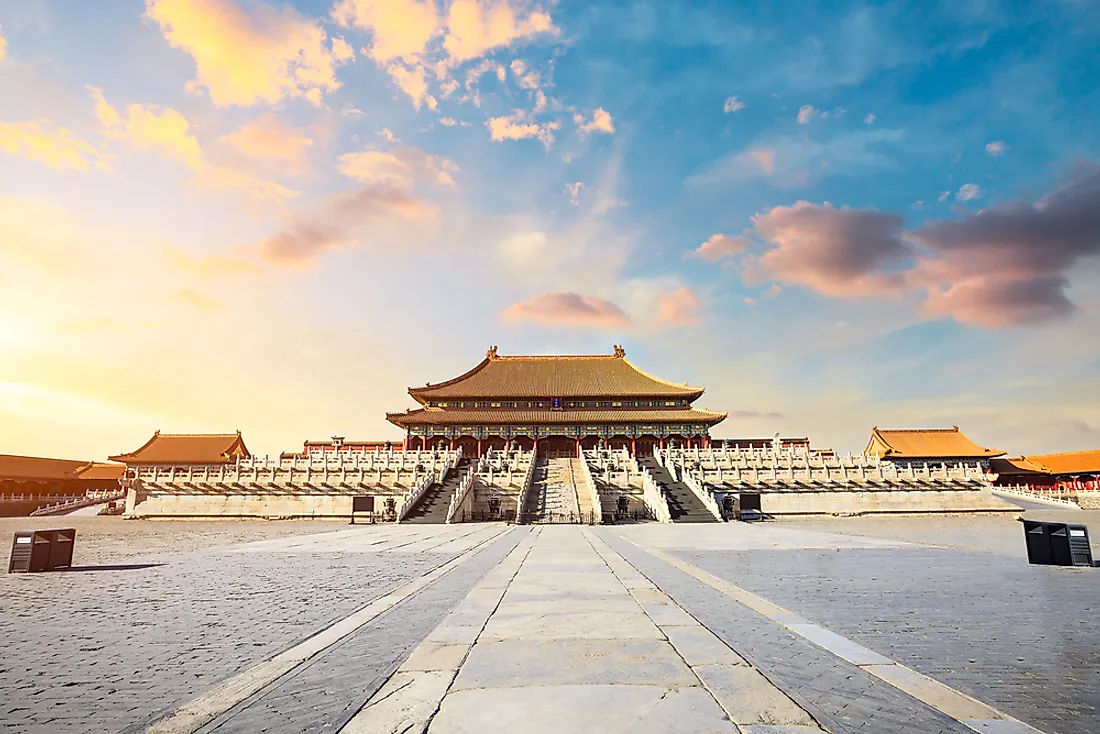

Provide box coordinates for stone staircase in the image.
[570,457,596,516]
[638,456,717,523]
[521,458,583,522]
[403,458,470,524]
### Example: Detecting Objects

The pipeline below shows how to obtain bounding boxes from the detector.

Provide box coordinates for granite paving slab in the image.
[599,528,975,734]
[0,527,489,734]
[190,529,525,734]
[675,544,1098,734]
[451,639,698,689]
[426,685,739,734]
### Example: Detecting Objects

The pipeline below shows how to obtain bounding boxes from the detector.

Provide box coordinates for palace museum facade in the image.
[386,346,728,457]
[6,346,1097,520]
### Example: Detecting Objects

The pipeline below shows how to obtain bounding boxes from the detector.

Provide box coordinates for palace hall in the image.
[386,346,728,457]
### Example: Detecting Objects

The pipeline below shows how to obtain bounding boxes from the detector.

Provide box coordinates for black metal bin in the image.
[1022,520,1093,567]
[8,528,77,573]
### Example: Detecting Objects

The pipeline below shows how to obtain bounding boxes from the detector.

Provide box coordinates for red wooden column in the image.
[630,438,636,456]
[450,438,456,451]
[477,438,484,457]
[533,437,539,456]
[574,438,581,457]
[659,437,666,450]
[402,434,408,451]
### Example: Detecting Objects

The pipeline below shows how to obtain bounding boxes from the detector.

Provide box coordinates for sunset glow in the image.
[1,0,1098,461]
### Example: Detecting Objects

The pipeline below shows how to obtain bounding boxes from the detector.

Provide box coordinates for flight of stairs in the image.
[522,458,583,522]
[637,456,718,523]
[570,458,596,516]
[402,458,470,524]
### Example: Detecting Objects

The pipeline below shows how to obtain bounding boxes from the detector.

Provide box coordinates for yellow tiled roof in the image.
[387,407,727,428]
[109,431,250,465]
[864,426,1004,459]
[75,462,126,480]
[0,454,92,481]
[1010,449,1100,475]
[408,347,704,401]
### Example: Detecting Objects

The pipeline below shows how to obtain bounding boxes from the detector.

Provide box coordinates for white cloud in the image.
[443,0,558,65]
[573,108,615,136]
[985,140,1006,156]
[565,181,583,205]
[797,105,818,124]
[387,60,435,109]
[331,0,440,63]
[0,24,8,62]
[0,120,107,172]
[337,147,459,187]
[341,104,365,118]
[88,86,297,201]
[487,111,558,148]
[144,0,349,107]
[510,59,541,90]
[956,183,983,202]
[723,96,745,113]
[938,190,951,202]
[865,113,876,124]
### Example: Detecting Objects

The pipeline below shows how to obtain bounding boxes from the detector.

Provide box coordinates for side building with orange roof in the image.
[386,345,727,458]
[990,449,1100,496]
[109,431,251,515]
[0,454,125,516]
[863,426,1005,468]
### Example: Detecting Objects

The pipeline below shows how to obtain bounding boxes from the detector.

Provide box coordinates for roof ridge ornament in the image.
[613,344,625,358]
[487,345,498,359]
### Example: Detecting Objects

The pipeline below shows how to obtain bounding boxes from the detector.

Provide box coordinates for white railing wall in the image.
[127,449,464,494]
[577,455,603,520]
[641,469,672,523]
[658,447,995,491]
[682,470,724,521]
[992,485,1081,508]
[515,457,537,523]
[446,466,477,523]
[396,473,435,522]
[30,489,127,517]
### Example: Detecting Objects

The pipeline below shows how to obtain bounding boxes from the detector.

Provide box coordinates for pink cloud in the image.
[747,148,775,174]
[750,202,911,297]
[255,185,438,267]
[656,286,703,326]
[500,292,628,329]
[689,233,750,262]
[738,163,1100,328]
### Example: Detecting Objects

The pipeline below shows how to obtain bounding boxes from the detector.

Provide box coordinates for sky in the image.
[1,0,1098,461]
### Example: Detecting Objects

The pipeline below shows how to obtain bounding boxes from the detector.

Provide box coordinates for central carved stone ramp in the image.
[405,458,471,524]
[638,456,717,523]
[521,458,582,523]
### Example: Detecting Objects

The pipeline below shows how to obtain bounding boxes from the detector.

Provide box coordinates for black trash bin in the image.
[1022,520,1094,567]
[8,528,77,573]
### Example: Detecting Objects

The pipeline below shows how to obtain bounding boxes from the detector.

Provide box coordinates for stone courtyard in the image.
[2,508,1098,733]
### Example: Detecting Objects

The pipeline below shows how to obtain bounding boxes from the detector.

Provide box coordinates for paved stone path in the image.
[3,517,1096,733]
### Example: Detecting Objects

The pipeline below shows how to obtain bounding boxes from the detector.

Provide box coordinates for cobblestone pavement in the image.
[195,529,524,734]
[0,524,502,733]
[3,518,1096,733]
[619,522,1098,734]
[0,517,353,566]
[600,529,976,734]
[785,508,1100,557]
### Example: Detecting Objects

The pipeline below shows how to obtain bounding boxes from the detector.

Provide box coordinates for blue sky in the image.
[0,0,1098,460]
